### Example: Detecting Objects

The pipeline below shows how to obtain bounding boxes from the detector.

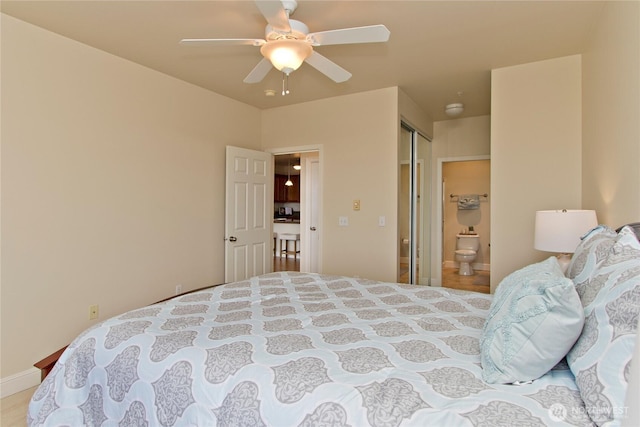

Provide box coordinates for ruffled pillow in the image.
[481,257,585,384]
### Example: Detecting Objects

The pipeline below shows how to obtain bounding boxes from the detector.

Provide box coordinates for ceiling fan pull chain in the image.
[282,72,290,96]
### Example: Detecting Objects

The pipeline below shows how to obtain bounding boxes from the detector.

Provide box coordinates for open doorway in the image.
[272,150,321,273]
[273,153,301,272]
[439,158,490,293]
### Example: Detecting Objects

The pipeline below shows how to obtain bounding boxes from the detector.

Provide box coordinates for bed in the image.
[28,224,640,426]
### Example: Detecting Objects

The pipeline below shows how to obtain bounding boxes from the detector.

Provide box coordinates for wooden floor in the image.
[1,386,36,427]
[273,254,300,272]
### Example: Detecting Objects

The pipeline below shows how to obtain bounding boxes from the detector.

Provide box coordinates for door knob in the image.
[310,227,317,231]
[228,236,238,242]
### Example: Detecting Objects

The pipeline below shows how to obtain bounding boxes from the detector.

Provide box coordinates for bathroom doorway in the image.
[438,157,490,292]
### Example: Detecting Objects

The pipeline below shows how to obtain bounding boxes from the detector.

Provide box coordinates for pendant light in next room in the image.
[285,160,293,187]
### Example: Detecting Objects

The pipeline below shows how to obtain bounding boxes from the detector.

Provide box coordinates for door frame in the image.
[434,155,490,287]
[267,145,323,273]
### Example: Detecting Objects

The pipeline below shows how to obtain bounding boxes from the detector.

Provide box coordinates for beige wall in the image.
[433,116,491,159]
[263,88,406,282]
[491,55,583,290]
[582,0,640,226]
[262,88,431,283]
[490,1,640,291]
[1,15,262,379]
[399,89,434,137]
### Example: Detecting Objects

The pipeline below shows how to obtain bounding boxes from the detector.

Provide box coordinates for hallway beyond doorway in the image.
[273,255,300,272]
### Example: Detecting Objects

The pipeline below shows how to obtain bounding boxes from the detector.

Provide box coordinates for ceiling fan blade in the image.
[255,0,291,32]
[306,24,390,46]
[244,58,273,83]
[180,38,265,47]
[304,51,352,83]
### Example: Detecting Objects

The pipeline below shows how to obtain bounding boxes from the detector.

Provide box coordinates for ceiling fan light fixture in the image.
[445,102,464,117]
[260,39,312,75]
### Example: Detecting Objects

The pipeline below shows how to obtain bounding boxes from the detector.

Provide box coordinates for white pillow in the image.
[566,225,640,425]
[480,257,585,384]
[567,225,617,284]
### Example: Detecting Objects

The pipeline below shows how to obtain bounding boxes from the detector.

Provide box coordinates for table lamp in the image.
[534,209,598,273]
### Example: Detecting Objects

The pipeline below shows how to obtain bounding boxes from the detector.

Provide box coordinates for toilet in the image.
[455,234,480,276]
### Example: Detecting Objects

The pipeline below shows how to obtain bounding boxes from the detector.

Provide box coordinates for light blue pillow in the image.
[480,256,585,384]
[566,225,640,425]
[567,225,617,285]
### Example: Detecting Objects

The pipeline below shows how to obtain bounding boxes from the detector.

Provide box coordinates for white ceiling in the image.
[1,0,605,122]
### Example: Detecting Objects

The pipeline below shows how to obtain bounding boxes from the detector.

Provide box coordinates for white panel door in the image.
[308,156,321,272]
[225,146,273,283]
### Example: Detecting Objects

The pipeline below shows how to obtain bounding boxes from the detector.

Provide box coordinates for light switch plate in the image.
[339,216,349,226]
[353,200,361,211]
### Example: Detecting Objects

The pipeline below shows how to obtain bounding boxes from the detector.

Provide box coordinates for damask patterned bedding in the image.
[28,271,598,427]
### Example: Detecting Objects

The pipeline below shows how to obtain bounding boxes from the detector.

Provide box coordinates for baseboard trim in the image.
[1,367,40,399]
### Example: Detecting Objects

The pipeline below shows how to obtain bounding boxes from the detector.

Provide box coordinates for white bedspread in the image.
[28,272,592,426]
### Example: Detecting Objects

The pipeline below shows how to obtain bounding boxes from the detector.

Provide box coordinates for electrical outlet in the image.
[89,304,99,320]
[175,284,183,295]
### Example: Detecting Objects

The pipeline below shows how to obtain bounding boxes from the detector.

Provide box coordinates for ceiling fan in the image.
[180,0,390,85]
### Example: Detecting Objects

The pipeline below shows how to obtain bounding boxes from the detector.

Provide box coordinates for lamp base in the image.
[556,253,572,275]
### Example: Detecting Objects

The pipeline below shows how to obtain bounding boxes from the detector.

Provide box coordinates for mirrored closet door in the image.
[399,122,432,285]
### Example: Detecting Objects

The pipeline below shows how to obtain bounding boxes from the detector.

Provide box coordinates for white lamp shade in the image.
[260,40,312,74]
[534,210,598,253]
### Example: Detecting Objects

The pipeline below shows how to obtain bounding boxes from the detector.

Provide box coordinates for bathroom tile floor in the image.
[442,267,490,294]
[398,265,490,293]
